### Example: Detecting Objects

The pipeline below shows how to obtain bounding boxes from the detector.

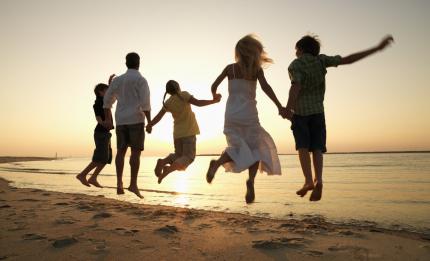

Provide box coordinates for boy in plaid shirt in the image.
[283,35,394,201]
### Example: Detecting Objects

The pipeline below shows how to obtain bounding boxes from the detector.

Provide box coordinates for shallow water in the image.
[1,153,429,233]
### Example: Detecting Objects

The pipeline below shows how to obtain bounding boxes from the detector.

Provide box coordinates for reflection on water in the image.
[0,153,429,233]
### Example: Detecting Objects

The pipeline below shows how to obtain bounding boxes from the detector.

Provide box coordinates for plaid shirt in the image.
[288,53,342,116]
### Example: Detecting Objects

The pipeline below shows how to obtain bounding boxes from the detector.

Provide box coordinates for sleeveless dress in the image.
[222,66,281,175]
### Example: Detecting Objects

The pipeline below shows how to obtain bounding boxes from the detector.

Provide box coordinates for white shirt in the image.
[103,69,151,126]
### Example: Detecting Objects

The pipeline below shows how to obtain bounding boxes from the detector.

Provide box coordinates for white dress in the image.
[222,67,281,175]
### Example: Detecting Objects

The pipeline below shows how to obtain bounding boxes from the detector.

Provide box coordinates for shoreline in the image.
[1,177,429,260]
[0,156,58,164]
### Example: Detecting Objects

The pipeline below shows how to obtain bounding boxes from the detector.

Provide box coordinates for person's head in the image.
[295,35,320,57]
[94,83,108,97]
[235,34,273,78]
[126,52,140,69]
[162,80,182,107]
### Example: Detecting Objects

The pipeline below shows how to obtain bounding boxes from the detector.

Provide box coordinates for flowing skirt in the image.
[222,121,281,175]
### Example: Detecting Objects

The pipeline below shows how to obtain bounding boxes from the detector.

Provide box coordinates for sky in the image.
[0,0,429,157]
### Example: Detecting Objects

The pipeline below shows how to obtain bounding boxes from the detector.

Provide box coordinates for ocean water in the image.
[1,153,429,233]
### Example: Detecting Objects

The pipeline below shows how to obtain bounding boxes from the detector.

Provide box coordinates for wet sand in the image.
[0,157,56,164]
[1,176,430,260]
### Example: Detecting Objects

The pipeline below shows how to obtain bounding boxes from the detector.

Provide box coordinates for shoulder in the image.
[181,91,192,101]
[164,96,173,108]
[137,74,148,85]
[288,58,304,69]
[318,54,342,67]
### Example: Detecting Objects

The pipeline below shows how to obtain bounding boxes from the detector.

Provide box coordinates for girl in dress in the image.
[206,34,283,203]
[146,80,221,183]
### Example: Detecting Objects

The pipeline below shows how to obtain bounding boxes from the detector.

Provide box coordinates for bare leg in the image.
[155,154,174,177]
[206,152,232,183]
[127,148,143,199]
[88,163,106,188]
[310,150,323,201]
[296,148,315,197]
[158,161,183,184]
[115,148,127,194]
[245,162,259,204]
[76,162,98,187]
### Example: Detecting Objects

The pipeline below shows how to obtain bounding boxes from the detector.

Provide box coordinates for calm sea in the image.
[1,153,429,233]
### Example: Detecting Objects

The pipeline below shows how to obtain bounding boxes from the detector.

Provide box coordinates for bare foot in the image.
[206,160,217,184]
[309,182,323,201]
[296,183,315,197]
[154,159,163,177]
[117,183,124,195]
[158,166,170,184]
[88,177,103,188]
[127,186,143,199]
[76,174,90,187]
[245,179,255,204]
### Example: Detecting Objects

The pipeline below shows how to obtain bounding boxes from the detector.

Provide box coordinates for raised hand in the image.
[377,35,394,51]
[108,74,116,85]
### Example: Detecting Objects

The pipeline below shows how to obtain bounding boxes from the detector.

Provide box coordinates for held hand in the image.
[108,74,116,85]
[102,121,114,130]
[285,110,294,121]
[278,107,287,118]
[146,125,152,134]
[377,35,394,51]
[279,107,293,121]
[213,93,222,103]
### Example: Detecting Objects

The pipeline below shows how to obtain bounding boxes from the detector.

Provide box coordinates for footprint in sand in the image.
[155,225,179,236]
[93,212,112,219]
[305,250,324,256]
[197,223,213,230]
[18,198,40,202]
[52,237,78,248]
[22,233,47,240]
[328,244,370,259]
[55,216,77,225]
[114,227,139,236]
[55,202,69,206]
[252,237,309,250]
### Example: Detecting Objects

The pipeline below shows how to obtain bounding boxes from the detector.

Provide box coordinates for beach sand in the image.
[1,159,430,260]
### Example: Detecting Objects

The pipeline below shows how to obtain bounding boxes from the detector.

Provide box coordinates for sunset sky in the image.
[1,0,429,157]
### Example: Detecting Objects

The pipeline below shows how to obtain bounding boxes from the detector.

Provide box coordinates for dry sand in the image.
[0,158,429,260]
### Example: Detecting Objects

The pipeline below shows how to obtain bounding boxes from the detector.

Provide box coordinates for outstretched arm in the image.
[211,66,228,98]
[188,94,221,107]
[257,69,284,113]
[146,108,166,133]
[339,35,394,65]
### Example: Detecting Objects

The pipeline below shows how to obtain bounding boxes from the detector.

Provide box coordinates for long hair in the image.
[162,80,182,108]
[235,34,273,79]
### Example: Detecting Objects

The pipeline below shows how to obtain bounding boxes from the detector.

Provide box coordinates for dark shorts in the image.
[116,123,145,151]
[92,132,112,164]
[291,113,327,153]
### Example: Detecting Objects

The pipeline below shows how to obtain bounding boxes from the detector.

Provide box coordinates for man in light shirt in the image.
[104,52,151,198]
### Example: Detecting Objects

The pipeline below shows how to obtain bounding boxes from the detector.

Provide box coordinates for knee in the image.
[116,149,127,158]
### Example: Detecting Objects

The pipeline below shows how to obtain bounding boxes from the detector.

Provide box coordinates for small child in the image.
[146,80,221,183]
[283,35,394,201]
[76,76,114,187]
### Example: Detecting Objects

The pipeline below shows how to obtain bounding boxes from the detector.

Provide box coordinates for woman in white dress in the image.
[207,34,284,203]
